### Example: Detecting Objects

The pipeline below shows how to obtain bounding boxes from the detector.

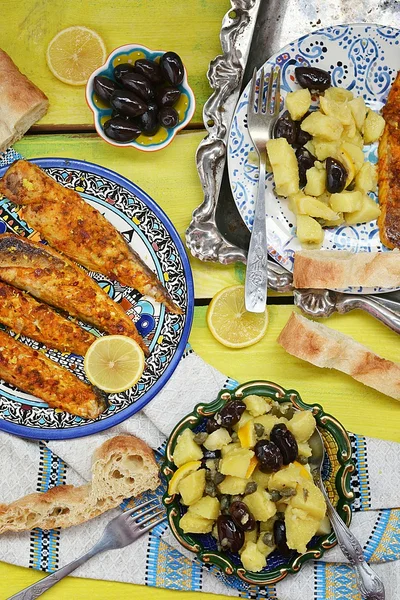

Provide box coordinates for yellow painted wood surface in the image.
[1,0,230,128]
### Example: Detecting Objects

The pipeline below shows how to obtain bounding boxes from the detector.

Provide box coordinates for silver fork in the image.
[245,65,280,313]
[8,499,165,600]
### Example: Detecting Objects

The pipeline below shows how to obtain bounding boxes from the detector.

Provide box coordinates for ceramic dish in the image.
[86,44,195,152]
[0,156,194,440]
[162,380,354,586]
[228,23,400,295]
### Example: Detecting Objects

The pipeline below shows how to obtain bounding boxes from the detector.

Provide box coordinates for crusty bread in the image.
[0,435,159,533]
[278,312,400,400]
[0,49,48,153]
[293,250,400,289]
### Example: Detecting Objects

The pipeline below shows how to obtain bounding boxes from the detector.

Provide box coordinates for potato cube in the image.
[355,162,377,193]
[313,139,339,161]
[297,441,312,458]
[342,114,357,139]
[173,429,203,467]
[240,541,267,572]
[340,142,365,174]
[238,420,257,449]
[266,138,300,196]
[290,479,326,520]
[304,167,326,197]
[203,427,231,451]
[301,112,343,141]
[253,414,281,436]
[319,96,352,125]
[221,442,241,457]
[349,97,367,130]
[244,394,271,417]
[286,410,316,442]
[267,462,305,492]
[218,475,248,495]
[260,516,277,532]
[343,129,364,148]
[322,213,345,228]
[178,469,206,505]
[296,214,324,245]
[220,448,254,478]
[189,496,220,521]
[344,195,380,225]
[324,87,353,103]
[251,468,272,489]
[329,190,363,213]
[179,511,214,534]
[233,410,253,432]
[297,195,338,221]
[285,506,321,553]
[303,139,316,155]
[242,529,258,547]
[286,88,311,120]
[256,534,276,557]
[316,515,332,535]
[244,488,277,521]
[363,109,385,144]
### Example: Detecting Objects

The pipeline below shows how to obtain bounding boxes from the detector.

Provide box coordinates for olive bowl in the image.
[86,44,195,152]
[161,380,354,587]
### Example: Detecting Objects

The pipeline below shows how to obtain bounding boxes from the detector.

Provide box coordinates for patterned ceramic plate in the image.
[228,23,400,294]
[0,157,194,440]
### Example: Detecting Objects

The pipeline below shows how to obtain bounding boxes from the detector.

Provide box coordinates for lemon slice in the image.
[336,147,356,187]
[168,461,201,495]
[206,285,268,348]
[84,335,145,393]
[46,26,106,85]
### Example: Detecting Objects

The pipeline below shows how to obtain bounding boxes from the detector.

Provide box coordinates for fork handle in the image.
[245,152,268,312]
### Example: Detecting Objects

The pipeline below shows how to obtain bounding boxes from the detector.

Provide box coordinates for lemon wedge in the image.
[336,147,356,187]
[168,461,202,495]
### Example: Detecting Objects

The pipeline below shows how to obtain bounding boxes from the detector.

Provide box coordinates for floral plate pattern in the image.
[0,157,194,440]
[228,23,400,294]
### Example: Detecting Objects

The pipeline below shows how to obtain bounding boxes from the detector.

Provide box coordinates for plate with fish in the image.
[0,155,193,440]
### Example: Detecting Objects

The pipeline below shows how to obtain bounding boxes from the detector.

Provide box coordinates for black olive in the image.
[326,157,347,193]
[103,118,142,142]
[138,101,159,136]
[295,66,331,92]
[295,112,313,146]
[218,399,246,428]
[274,520,291,556]
[206,418,220,434]
[160,51,184,85]
[134,58,163,84]
[120,72,155,102]
[254,439,283,473]
[110,90,148,118]
[93,76,119,103]
[159,106,179,128]
[270,424,298,465]
[296,146,316,187]
[114,63,136,84]
[217,515,244,553]
[111,111,131,120]
[157,86,181,107]
[229,501,256,531]
[274,110,298,145]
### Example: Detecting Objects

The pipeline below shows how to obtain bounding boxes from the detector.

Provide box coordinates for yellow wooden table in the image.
[1,2,400,598]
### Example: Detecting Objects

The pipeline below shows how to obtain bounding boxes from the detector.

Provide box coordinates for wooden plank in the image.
[1,0,230,128]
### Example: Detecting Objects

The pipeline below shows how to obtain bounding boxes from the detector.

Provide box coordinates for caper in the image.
[205,481,217,497]
[280,487,297,498]
[220,495,230,512]
[231,495,243,504]
[231,431,239,443]
[254,423,265,438]
[215,472,225,485]
[262,531,275,547]
[270,490,282,502]
[297,455,309,465]
[244,481,257,495]
[193,432,208,445]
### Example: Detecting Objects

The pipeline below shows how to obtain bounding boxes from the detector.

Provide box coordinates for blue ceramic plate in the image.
[228,23,400,295]
[0,158,194,439]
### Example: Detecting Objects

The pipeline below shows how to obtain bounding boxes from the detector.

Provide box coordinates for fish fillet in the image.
[0,329,106,418]
[0,234,148,354]
[0,160,182,313]
[378,71,400,249]
[0,281,95,355]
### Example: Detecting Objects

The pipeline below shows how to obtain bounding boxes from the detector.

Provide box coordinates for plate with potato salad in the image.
[228,23,400,294]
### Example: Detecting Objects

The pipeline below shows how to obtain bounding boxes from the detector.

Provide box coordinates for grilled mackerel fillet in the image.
[0,329,106,418]
[0,281,95,355]
[0,234,148,354]
[0,160,181,313]
[378,71,400,249]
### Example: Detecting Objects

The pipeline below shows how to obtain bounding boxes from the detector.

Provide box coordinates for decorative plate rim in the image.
[162,380,354,586]
[0,157,194,440]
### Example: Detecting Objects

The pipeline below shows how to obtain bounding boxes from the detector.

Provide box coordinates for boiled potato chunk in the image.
[240,541,267,572]
[203,427,231,451]
[313,139,339,161]
[286,88,311,121]
[178,469,206,505]
[290,479,326,520]
[233,410,253,432]
[324,87,353,103]
[173,429,203,467]
[304,167,326,197]
[344,195,381,225]
[285,506,321,553]
[244,488,277,521]
[238,420,257,449]
[179,511,214,534]
[329,190,363,213]
[297,441,312,458]
[316,515,332,535]
[296,214,324,245]
[266,138,299,196]
[301,111,343,141]
[218,475,248,495]
[253,414,282,436]
[267,462,304,492]
[363,109,385,144]
[319,96,352,125]
[220,448,255,478]
[297,195,338,221]
[355,162,377,193]
[349,96,367,130]
[221,442,241,457]
[244,395,271,417]
[256,535,276,557]
[251,468,272,489]
[343,129,364,148]
[189,496,220,520]
[286,410,316,442]
[243,529,258,545]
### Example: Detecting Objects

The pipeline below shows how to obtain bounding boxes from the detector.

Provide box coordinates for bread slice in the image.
[0,435,159,533]
[278,312,400,400]
[293,250,400,289]
[0,49,48,153]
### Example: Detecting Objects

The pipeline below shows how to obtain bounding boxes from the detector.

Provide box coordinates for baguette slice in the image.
[0,49,48,153]
[293,249,400,289]
[278,312,400,401]
[0,435,159,533]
